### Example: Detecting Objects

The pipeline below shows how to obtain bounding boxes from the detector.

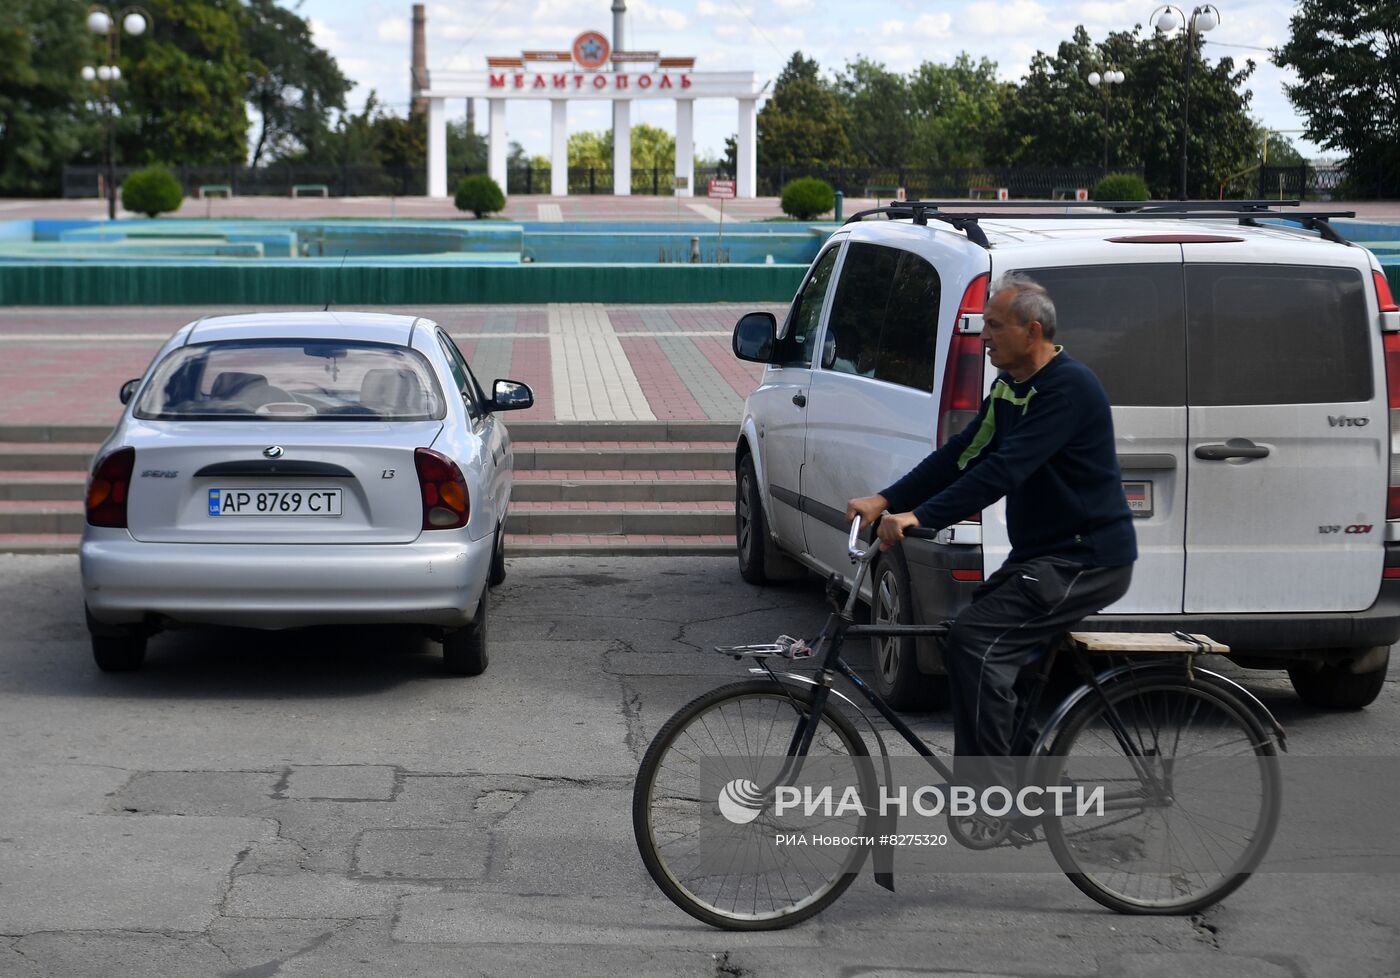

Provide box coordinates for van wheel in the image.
[736,455,803,585]
[444,588,489,676]
[1288,647,1388,709]
[869,550,942,710]
[489,523,507,587]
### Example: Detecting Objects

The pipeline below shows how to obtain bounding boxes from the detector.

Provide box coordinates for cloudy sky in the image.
[284,0,1327,164]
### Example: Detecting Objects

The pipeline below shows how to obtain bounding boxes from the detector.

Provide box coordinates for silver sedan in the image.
[80,311,533,675]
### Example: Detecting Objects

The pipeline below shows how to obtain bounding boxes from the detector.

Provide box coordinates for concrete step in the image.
[0,472,86,501]
[512,443,734,472]
[513,470,732,502]
[505,420,737,443]
[0,424,113,443]
[0,443,98,472]
[0,501,84,534]
[505,502,733,536]
[0,533,79,555]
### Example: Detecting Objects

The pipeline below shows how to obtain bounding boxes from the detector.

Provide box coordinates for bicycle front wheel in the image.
[1042,675,1281,915]
[632,680,875,930]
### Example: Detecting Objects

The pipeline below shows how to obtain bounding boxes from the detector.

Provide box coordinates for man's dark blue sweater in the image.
[880,349,1137,566]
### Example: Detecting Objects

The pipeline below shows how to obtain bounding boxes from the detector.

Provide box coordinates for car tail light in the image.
[415,448,470,530]
[1385,332,1400,520]
[937,274,989,523]
[1375,270,1398,314]
[86,447,134,528]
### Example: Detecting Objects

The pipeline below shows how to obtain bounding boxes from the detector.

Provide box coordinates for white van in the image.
[732,202,1400,710]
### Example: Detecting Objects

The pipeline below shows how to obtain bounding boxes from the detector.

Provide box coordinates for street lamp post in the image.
[82,6,151,220]
[1152,4,1220,200]
[1087,67,1125,173]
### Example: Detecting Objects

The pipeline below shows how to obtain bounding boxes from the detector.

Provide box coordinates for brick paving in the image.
[0,302,781,426]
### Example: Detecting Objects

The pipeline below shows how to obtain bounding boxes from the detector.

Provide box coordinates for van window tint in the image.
[775,245,839,365]
[1021,263,1186,407]
[877,250,941,392]
[1185,264,1371,405]
[825,243,897,378]
[823,243,942,392]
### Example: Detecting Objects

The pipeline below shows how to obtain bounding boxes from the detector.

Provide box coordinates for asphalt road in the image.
[1,554,1397,978]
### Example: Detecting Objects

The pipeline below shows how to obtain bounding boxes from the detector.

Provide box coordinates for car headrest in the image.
[210,372,270,399]
[359,368,428,416]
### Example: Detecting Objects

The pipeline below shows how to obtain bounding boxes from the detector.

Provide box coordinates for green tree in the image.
[834,57,912,168]
[1274,2,1400,186]
[447,119,486,173]
[756,52,851,170]
[118,0,251,165]
[907,55,1007,167]
[568,129,611,170]
[242,0,350,166]
[631,123,675,175]
[991,25,1257,198]
[0,0,97,195]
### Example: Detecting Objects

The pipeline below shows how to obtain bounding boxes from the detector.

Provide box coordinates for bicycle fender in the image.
[1031,662,1286,756]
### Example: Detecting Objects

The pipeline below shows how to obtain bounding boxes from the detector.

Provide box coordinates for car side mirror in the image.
[733,312,777,363]
[119,378,140,405]
[490,379,534,412]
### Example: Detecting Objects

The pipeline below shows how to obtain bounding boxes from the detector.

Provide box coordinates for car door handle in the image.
[1194,439,1270,461]
[792,393,807,407]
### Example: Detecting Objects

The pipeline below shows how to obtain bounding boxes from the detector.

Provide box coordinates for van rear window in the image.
[1020,263,1185,407]
[1185,264,1371,406]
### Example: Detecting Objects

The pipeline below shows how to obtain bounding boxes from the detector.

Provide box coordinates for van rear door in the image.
[992,247,1188,614]
[1181,243,1385,612]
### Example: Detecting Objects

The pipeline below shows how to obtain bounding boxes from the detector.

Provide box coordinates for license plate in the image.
[1122,480,1153,518]
[208,488,342,517]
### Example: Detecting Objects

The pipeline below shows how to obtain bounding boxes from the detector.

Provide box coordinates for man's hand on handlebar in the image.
[845,494,888,529]
[876,512,922,550]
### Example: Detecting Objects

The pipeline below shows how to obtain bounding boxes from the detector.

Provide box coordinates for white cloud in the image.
[377,18,409,43]
[961,1,1051,37]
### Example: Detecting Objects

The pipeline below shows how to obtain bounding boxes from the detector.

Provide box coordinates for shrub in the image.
[454,174,505,218]
[1091,172,1150,204]
[120,166,183,218]
[781,177,836,220]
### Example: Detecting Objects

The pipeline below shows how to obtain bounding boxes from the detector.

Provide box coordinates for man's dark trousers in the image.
[942,554,1133,790]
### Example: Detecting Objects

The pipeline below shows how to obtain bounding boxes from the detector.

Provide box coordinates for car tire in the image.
[1288,647,1389,710]
[736,454,802,585]
[443,587,489,676]
[489,522,507,587]
[86,606,147,672]
[869,548,945,710]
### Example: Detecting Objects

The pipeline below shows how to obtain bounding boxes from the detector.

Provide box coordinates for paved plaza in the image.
[0,303,778,427]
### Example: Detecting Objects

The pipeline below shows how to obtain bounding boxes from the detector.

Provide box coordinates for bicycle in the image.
[632,518,1285,930]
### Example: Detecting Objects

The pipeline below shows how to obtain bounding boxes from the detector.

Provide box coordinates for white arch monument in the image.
[419,30,759,199]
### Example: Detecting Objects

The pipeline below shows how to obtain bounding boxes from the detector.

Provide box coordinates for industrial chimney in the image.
[410,4,427,115]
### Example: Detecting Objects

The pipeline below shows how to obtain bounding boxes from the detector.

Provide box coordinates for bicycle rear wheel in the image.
[632,680,875,930]
[1041,675,1281,915]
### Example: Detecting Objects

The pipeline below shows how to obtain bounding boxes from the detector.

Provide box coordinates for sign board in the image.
[708,179,736,199]
[672,176,689,190]
[571,31,611,70]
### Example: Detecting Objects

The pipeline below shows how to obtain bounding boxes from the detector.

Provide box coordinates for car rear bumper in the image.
[81,529,492,630]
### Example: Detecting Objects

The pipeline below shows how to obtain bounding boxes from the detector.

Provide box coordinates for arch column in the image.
[736,97,757,199]
[613,100,631,196]
[488,98,508,196]
[426,97,447,197]
[674,98,694,197]
[550,100,569,196]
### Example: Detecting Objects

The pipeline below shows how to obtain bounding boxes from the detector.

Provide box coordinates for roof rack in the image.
[843,199,1358,250]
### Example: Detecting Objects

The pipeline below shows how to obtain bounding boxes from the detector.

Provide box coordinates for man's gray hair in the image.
[989,272,1057,340]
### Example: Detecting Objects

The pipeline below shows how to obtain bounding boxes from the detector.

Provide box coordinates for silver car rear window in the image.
[133,340,447,421]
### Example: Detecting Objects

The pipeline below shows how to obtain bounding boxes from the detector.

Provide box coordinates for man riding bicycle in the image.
[846,272,1137,796]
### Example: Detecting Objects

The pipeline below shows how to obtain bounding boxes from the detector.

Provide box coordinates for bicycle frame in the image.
[760,518,1173,806]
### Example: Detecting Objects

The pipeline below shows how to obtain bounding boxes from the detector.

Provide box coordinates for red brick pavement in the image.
[617,336,705,420]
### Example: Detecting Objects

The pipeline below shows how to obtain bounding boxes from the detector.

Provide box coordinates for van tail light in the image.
[1375,270,1398,313]
[1385,332,1400,521]
[415,448,470,530]
[86,447,135,528]
[937,274,990,523]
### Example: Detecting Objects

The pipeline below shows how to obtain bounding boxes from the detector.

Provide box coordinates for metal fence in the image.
[63,161,1128,201]
[1257,164,1400,201]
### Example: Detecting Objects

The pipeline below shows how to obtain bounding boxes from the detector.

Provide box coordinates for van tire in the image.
[1288,647,1389,709]
[736,455,802,585]
[444,588,489,676]
[869,549,943,709]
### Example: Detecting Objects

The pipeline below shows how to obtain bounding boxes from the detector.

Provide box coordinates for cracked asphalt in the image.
[0,554,1397,977]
